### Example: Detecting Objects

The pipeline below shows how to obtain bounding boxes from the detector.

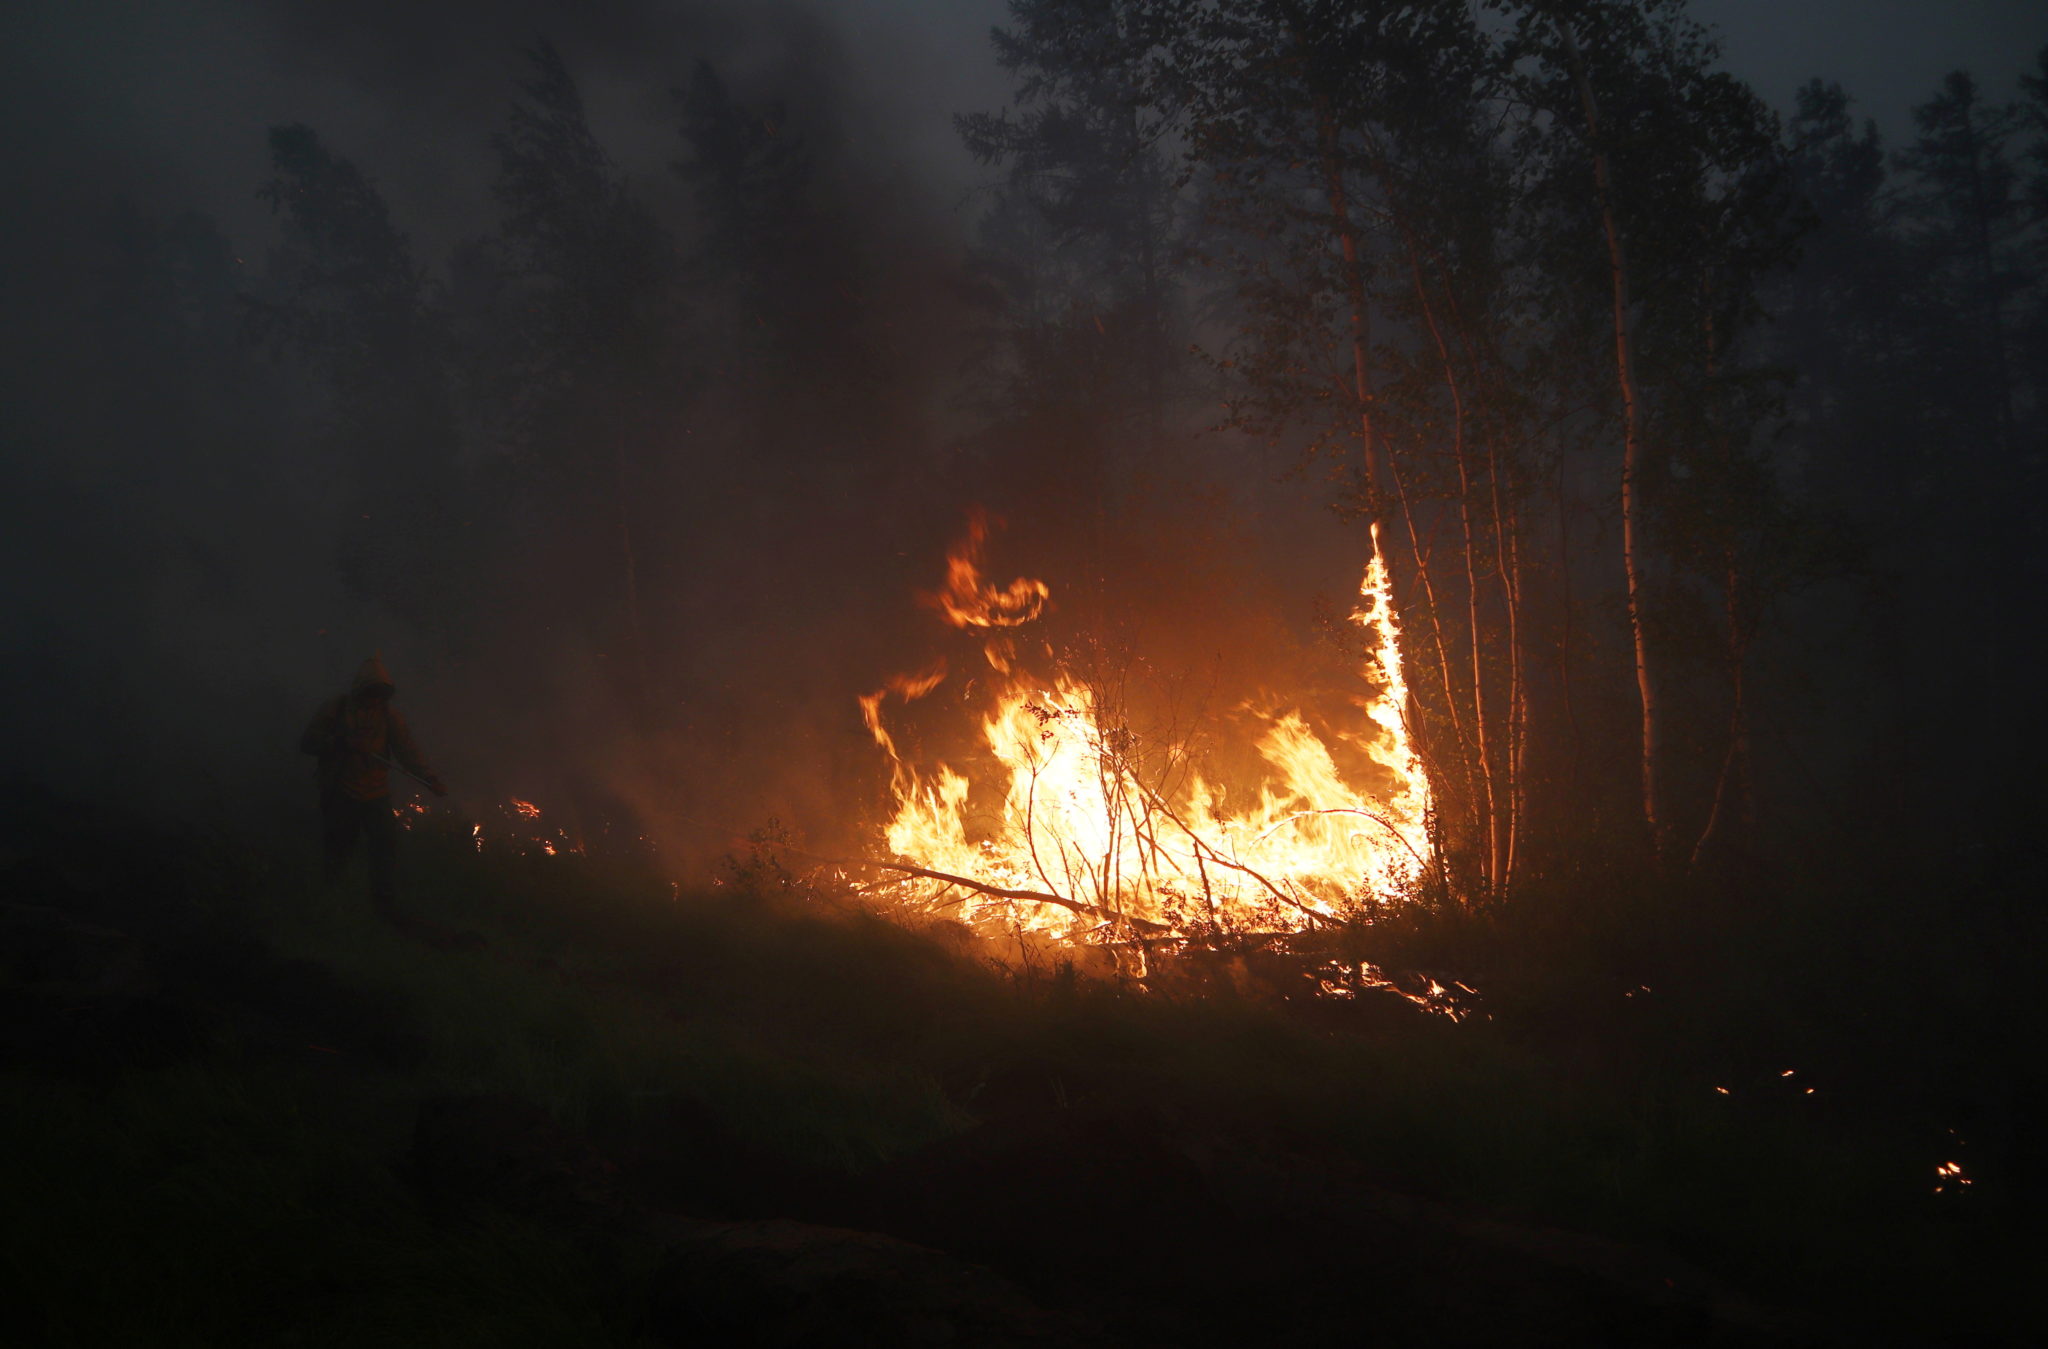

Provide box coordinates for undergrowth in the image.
[0,806,2032,1343]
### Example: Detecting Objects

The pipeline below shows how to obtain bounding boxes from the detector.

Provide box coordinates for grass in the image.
[2,1065,645,1346]
[1,806,2034,1343]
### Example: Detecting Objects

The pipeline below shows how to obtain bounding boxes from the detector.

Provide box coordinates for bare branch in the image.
[797,850,1171,935]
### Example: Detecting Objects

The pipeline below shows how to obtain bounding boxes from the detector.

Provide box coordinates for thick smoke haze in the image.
[6,9,2045,1340]
[2,0,2041,877]
[14,1,2034,274]
[0,0,1355,872]
[2,1,1004,260]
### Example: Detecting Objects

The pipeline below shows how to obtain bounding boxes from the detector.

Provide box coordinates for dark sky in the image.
[1692,0,2044,135]
[6,0,2041,268]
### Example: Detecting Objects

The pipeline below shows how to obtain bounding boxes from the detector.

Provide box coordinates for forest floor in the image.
[0,795,2036,1346]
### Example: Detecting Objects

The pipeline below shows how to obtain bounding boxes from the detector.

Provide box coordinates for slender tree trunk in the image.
[1450,381,1499,889]
[1425,249,1530,889]
[1316,102,1379,502]
[1402,242,1498,889]
[1387,448,1475,819]
[1316,100,1477,883]
[1690,280,1752,866]
[1562,25,1664,857]
[1553,453,1581,796]
[1502,484,1529,890]
[1690,544,1751,868]
[1488,426,1526,891]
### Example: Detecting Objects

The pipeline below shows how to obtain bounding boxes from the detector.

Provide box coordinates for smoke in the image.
[0,8,843,815]
[0,0,1363,875]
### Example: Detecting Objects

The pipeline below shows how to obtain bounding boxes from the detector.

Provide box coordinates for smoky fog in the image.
[6,1,2047,1341]
[0,0,1399,874]
[5,0,2041,881]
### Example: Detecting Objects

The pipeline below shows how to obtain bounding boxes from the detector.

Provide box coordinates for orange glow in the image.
[919,508,1049,633]
[401,797,575,859]
[857,515,1433,944]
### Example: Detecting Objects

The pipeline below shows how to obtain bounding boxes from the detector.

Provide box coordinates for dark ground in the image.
[1,788,2038,1347]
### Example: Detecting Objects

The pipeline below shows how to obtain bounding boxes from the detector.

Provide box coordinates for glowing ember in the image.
[400,796,577,859]
[858,514,1433,942]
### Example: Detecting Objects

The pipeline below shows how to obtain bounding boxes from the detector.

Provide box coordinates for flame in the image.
[859,516,1433,942]
[920,509,1051,633]
[405,796,578,859]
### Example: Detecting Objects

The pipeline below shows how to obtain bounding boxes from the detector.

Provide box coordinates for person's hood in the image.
[351,653,395,699]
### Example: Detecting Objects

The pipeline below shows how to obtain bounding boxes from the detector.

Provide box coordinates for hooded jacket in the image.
[300,656,436,801]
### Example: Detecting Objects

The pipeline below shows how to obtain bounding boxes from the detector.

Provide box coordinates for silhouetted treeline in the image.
[4,27,980,851]
[3,3,2043,892]
[958,0,2048,894]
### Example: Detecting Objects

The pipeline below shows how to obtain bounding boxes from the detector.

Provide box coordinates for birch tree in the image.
[1502,0,1787,862]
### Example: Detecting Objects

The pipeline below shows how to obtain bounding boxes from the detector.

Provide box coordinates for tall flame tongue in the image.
[860,517,1431,941]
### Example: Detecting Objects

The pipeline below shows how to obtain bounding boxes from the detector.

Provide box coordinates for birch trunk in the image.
[1402,243,1498,889]
[1561,25,1664,856]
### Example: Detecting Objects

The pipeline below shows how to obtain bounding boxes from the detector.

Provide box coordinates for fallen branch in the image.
[789,850,1173,936]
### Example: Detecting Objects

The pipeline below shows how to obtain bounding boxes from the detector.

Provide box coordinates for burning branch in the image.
[1134,781,1333,928]
[1253,807,1429,872]
[799,851,1172,936]
[852,508,1433,943]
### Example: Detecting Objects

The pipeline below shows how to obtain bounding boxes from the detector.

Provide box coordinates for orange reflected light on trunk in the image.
[859,513,1432,942]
